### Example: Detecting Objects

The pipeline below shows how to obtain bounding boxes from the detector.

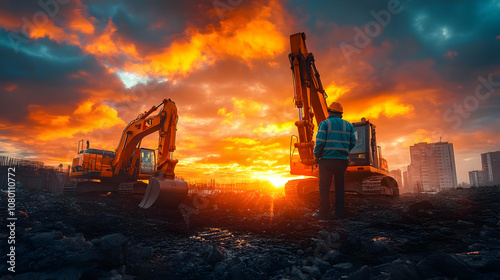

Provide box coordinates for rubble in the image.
[0,185,499,279]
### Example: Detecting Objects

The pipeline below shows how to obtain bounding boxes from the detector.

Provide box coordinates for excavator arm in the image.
[289,32,330,166]
[111,99,179,179]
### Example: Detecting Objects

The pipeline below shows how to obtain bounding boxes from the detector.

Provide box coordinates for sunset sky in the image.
[1,0,499,186]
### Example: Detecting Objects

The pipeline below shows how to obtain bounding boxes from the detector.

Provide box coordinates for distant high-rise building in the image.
[469,170,486,187]
[407,164,421,192]
[389,169,403,192]
[481,151,500,185]
[407,142,458,191]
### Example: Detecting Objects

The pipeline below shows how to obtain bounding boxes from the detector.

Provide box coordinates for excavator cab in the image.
[140,149,155,175]
[69,140,115,179]
[287,118,397,197]
[348,119,388,172]
[135,147,188,209]
[135,148,155,176]
[349,124,369,166]
[66,99,188,209]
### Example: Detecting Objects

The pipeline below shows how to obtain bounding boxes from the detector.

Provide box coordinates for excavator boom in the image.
[69,99,188,208]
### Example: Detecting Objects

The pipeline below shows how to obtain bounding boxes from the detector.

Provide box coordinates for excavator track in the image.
[139,173,188,209]
[67,99,189,210]
[285,32,400,205]
[63,177,187,208]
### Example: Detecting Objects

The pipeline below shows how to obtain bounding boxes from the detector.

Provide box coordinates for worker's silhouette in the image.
[313,102,356,219]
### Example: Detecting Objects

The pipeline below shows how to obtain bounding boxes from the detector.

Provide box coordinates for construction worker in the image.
[313,102,356,219]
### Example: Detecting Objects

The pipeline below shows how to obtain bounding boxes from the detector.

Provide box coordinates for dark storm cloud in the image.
[0,0,497,183]
[0,0,54,16]
[0,29,126,122]
[289,0,500,114]
[84,0,238,54]
[284,1,500,176]
[1,32,90,81]
[0,34,81,120]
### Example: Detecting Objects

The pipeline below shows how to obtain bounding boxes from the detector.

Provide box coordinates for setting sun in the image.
[1,1,499,279]
[263,176,289,188]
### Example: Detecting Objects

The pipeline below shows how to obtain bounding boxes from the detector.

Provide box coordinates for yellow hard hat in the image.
[328,102,343,113]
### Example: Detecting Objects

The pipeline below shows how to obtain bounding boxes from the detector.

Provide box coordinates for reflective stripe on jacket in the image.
[313,115,356,160]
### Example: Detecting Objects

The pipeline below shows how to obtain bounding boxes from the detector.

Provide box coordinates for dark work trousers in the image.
[318,158,349,217]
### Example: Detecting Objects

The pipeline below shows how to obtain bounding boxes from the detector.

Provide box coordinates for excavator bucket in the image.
[139,175,188,209]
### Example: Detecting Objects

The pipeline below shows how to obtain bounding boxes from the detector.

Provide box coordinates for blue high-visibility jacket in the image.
[313,115,356,160]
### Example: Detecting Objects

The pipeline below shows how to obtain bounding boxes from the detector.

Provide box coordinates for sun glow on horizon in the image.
[265,176,289,188]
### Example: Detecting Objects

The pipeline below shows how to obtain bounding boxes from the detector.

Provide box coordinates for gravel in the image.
[1,185,499,279]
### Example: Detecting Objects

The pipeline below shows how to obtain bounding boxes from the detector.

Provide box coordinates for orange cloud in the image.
[27,20,78,44]
[27,101,125,141]
[175,134,293,187]
[124,1,287,78]
[216,97,273,129]
[223,137,261,145]
[83,20,139,59]
[0,11,21,29]
[252,121,295,138]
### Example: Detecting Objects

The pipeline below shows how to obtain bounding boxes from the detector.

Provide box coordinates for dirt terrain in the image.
[1,185,499,279]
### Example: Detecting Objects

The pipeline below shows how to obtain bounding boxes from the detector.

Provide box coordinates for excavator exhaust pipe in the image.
[139,172,188,209]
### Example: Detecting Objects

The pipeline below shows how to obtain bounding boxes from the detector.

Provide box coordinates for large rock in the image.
[213,262,228,278]
[324,250,343,265]
[127,246,153,268]
[332,262,353,272]
[455,251,500,274]
[314,258,331,273]
[407,200,435,216]
[322,268,342,280]
[301,265,321,279]
[206,245,225,265]
[361,237,394,254]
[289,266,308,280]
[417,253,484,280]
[94,233,128,267]
[18,233,96,273]
[29,231,63,249]
[370,259,419,280]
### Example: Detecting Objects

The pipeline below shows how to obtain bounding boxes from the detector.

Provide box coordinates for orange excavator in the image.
[68,98,188,208]
[285,32,399,199]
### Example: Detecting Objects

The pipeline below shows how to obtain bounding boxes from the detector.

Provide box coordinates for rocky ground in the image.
[1,184,500,280]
